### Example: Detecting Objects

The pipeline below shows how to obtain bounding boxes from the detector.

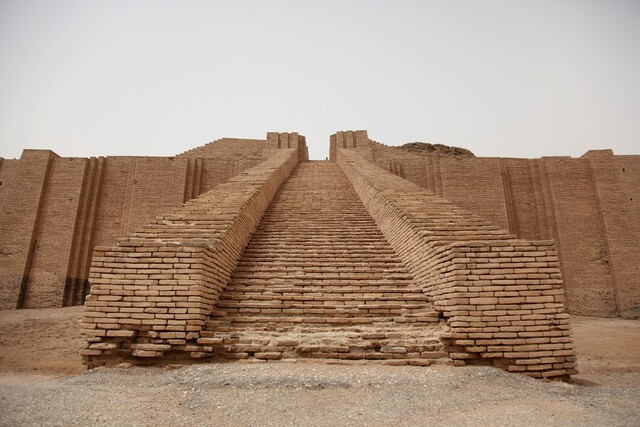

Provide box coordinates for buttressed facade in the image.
[0,130,638,379]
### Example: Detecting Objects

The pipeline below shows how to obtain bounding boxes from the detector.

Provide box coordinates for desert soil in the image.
[0,307,639,426]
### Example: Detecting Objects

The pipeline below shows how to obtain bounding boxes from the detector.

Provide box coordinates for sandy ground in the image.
[0,307,639,426]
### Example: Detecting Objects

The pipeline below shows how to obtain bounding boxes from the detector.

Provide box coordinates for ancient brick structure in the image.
[0,129,638,379]
[0,133,306,309]
[333,131,640,318]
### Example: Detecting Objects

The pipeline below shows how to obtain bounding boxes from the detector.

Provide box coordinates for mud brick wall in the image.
[337,147,577,379]
[81,148,300,365]
[433,240,577,378]
[0,157,16,215]
[20,156,88,308]
[356,133,640,318]
[330,130,373,162]
[0,138,274,309]
[178,137,266,160]
[433,241,576,379]
[264,132,309,163]
[337,148,512,295]
[0,150,56,309]
[91,157,189,253]
[617,155,640,226]
[583,151,640,318]
[1,130,638,318]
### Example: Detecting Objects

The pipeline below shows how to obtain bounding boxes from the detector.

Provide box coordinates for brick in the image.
[132,350,162,357]
[255,352,282,360]
[469,297,498,305]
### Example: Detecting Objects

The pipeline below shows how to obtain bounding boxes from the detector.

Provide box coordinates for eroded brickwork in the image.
[78,134,579,379]
[335,131,640,318]
[201,161,445,363]
[1,128,638,379]
[0,136,282,309]
[0,150,56,309]
[617,155,640,233]
[82,147,301,364]
[177,137,265,160]
[337,147,576,379]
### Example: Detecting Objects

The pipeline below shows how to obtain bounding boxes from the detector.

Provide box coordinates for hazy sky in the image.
[1,0,638,160]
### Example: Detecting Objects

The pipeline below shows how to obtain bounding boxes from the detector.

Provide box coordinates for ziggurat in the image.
[1,131,638,380]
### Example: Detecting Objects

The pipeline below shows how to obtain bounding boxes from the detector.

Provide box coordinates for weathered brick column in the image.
[81,148,300,366]
[337,147,577,379]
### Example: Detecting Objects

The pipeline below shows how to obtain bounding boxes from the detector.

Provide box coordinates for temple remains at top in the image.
[0,131,638,379]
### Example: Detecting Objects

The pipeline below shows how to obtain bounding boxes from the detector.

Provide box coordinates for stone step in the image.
[237,259,406,265]
[219,291,428,298]
[210,315,439,325]
[216,300,433,307]
[190,322,450,364]
[223,278,423,285]
[215,307,436,318]
[208,161,442,360]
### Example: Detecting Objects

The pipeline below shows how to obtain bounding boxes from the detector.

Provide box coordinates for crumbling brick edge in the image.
[80,148,300,367]
[337,147,578,380]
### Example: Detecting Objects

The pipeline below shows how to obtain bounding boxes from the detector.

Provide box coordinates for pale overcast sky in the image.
[0,0,638,160]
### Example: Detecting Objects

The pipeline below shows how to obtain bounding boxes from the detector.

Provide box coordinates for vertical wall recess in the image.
[183,158,204,202]
[63,157,105,306]
[500,162,518,235]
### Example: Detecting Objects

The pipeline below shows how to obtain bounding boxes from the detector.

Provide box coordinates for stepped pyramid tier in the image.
[80,131,578,380]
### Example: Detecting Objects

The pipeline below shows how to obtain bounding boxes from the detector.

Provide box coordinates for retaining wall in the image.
[81,148,300,366]
[338,148,577,379]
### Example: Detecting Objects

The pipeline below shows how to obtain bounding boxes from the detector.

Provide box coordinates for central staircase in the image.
[199,161,448,365]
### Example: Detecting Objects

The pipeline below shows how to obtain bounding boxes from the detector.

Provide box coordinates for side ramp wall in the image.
[337,148,577,380]
[81,147,301,366]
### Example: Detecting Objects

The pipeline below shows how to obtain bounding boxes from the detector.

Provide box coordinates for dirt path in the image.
[0,308,639,426]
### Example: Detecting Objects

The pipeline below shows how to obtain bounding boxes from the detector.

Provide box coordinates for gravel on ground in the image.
[0,307,638,426]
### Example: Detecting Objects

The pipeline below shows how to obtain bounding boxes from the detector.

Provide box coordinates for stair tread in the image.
[212,161,436,326]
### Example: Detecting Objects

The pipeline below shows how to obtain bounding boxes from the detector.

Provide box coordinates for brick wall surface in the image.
[65,157,104,305]
[539,157,617,315]
[81,146,300,365]
[111,157,190,236]
[615,156,640,223]
[264,132,309,163]
[337,147,577,379]
[21,157,86,308]
[583,151,640,318]
[438,157,510,230]
[330,131,373,162]
[0,158,18,215]
[0,150,55,309]
[0,136,281,309]
[1,130,638,325]
[617,155,640,229]
[178,138,266,160]
[353,132,639,318]
[498,159,551,240]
